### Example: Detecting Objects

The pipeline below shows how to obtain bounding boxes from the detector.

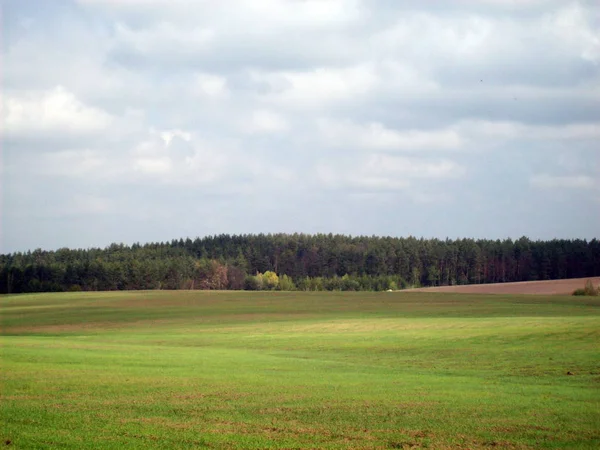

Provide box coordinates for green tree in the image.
[262,271,279,290]
[278,274,296,291]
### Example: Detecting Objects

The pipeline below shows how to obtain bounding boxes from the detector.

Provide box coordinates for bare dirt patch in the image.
[409,277,600,295]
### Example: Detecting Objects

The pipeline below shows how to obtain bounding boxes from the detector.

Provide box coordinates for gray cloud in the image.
[2,0,599,252]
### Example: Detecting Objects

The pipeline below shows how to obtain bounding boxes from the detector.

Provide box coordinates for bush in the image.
[278,274,296,291]
[262,271,279,290]
[584,280,599,296]
[244,275,262,291]
[573,280,599,296]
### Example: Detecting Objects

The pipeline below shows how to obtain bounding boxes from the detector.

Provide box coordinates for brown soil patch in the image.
[410,277,600,295]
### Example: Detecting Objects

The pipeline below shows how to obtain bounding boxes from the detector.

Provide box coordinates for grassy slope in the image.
[1,291,599,449]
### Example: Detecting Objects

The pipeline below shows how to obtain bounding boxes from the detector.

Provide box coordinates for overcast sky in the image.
[2,0,599,253]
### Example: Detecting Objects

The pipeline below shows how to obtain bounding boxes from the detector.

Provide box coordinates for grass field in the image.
[1,291,599,449]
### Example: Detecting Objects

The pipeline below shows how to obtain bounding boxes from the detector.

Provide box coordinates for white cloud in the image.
[79,0,362,30]
[133,157,173,175]
[28,149,108,178]
[22,193,116,218]
[194,73,229,98]
[160,129,192,146]
[317,118,600,154]
[545,3,600,64]
[366,2,600,91]
[249,65,379,107]
[128,129,247,187]
[371,13,493,61]
[231,0,362,30]
[318,119,463,151]
[241,110,289,134]
[0,17,158,115]
[530,174,597,190]
[3,86,113,137]
[375,60,439,94]
[317,154,464,191]
[113,22,215,55]
[131,131,186,178]
[369,155,464,179]
[459,120,600,141]
[71,194,114,215]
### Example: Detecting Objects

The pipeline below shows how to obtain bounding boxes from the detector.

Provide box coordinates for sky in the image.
[2,0,599,253]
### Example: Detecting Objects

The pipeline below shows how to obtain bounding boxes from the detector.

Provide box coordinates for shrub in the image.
[244,275,262,291]
[583,280,599,296]
[573,280,599,296]
[262,271,279,290]
[278,274,296,291]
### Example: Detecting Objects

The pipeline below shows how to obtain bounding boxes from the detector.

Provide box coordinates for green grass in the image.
[1,291,599,449]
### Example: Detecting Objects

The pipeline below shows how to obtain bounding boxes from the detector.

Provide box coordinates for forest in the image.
[1,234,599,293]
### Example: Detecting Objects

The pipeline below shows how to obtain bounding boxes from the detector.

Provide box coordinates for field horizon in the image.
[2,290,599,449]
[409,277,600,295]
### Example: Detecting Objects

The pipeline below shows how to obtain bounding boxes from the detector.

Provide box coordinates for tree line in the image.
[1,234,599,293]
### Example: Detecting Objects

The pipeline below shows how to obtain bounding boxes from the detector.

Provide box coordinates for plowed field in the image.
[411,277,600,295]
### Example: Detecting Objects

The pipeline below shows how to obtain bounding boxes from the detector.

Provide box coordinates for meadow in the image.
[1,291,599,449]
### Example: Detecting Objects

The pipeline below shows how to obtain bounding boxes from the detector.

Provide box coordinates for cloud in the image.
[126,129,234,185]
[194,73,229,98]
[3,86,114,137]
[248,65,379,108]
[318,119,463,151]
[113,21,215,57]
[2,0,600,252]
[133,157,173,175]
[31,150,108,178]
[367,4,600,92]
[316,118,600,154]
[317,154,464,191]
[160,129,192,146]
[457,120,600,142]
[530,174,597,190]
[545,3,600,64]
[71,195,114,215]
[78,0,363,29]
[241,110,290,134]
